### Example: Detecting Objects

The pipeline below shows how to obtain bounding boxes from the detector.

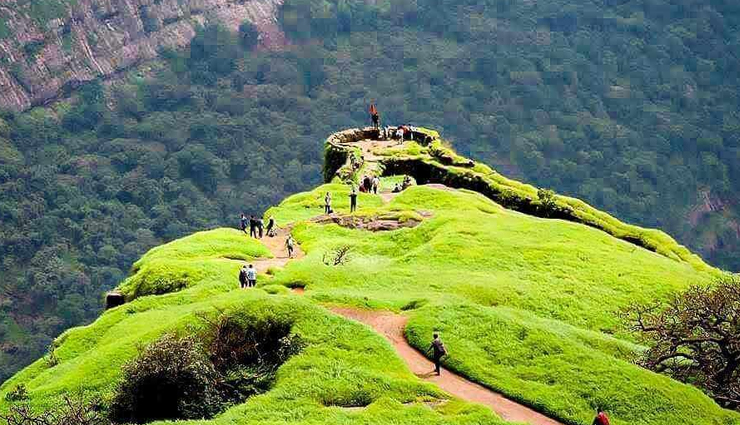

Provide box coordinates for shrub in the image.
[537,188,557,216]
[110,314,304,423]
[109,334,223,423]
[4,384,29,402]
[239,21,260,50]
[0,396,106,425]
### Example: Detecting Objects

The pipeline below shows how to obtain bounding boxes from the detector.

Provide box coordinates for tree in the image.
[626,277,740,409]
[238,21,260,50]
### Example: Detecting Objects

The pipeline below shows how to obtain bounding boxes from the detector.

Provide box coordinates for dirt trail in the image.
[244,226,305,272]
[328,307,564,425]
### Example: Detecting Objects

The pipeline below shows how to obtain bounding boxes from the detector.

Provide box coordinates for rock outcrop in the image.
[0,0,285,112]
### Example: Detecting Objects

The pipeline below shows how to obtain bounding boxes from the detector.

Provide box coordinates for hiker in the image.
[249,215,258,238]
[372,176,380,194]
[266,216,276,237]
[370,103,379,130]
[363,175,372,192]
[592,409,610,425]
[392,183,402,193]
[286,235,295,258]
[426,333,447,376]
[324,192,332,214]
[246,264,257,287]
[257,217,264,238]
[239,213,249,234]
[349,186,358,212]
[238,265,249,289]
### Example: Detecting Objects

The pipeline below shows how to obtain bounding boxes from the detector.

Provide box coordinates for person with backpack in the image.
[238,265,249,289]
[592,408,610,425]
[286,235,295,258]
[324,192,332,214]
[246,264,257,287]
[266,216,276,237]
[426,333,447,376]
[349,186,358,213]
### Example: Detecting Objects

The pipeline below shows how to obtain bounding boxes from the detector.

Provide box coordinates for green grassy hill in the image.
[1,131,737,425]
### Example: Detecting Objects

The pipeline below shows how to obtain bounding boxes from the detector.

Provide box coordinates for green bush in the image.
[110,313,304,423]
[109,334,223,423]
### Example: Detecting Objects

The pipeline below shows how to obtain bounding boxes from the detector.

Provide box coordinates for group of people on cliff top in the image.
[369,102,418,142]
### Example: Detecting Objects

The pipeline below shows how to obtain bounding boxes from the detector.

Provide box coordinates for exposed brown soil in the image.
[312,213,425,231]
[327,307,564,425]
[240,225,304,272]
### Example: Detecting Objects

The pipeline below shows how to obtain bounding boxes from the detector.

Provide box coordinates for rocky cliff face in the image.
[0,0,285,112]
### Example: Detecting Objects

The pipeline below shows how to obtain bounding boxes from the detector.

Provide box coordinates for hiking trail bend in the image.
[251,161,560,424]
[326,307,564,425]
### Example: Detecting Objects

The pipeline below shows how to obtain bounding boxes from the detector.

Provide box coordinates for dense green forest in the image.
[1,0,739,381]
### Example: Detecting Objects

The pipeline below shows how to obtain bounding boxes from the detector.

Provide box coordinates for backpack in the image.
[434,339,447,356]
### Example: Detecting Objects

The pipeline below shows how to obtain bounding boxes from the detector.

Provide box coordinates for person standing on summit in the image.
[426,333,447,376]
[370,103,380,130]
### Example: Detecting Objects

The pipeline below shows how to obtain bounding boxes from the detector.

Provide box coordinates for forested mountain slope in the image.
[0,0,285,111]
[0,131,736,425]
[1,0,739,384]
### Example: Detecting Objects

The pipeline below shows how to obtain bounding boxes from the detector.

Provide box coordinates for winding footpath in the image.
[252,219,563,425]
[329,307,563,425]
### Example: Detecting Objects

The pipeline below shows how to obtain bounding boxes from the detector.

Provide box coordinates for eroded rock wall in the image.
[0,0,285,112]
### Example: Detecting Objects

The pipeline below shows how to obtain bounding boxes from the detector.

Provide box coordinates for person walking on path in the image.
[249,215,258,238]
[592,409,610,425]
[324,192,332,214]
[238,265,249,289]
[349,186,358,212]
[257,217,264,238]
[372,176,380,194]
[246,264,257,287]
[266,216,276,237]
[239,213,249,234]
[426,333,447,376]
[370,103,380,130]
[285,235,295,258]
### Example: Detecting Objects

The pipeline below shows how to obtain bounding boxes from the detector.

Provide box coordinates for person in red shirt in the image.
[592,408,610,425]
[370,103,379,129]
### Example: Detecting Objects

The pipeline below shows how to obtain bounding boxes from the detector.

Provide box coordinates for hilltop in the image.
[1,128,736,425]
[2,0,740,385]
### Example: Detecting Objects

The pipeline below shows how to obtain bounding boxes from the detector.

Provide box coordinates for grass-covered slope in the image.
[2,138,738,425]
[0,228,504,425]
[325,131,720,276]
